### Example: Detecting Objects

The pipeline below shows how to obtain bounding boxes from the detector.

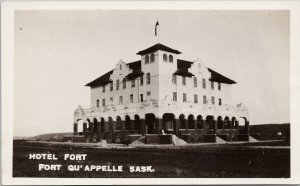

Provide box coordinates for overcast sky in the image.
[14,10,289,137]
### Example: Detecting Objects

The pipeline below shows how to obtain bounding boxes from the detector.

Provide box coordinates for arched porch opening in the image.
[239,117,249,134]
[188,114,195,129]
[145,113,156,134]
[197,115,203,129]
[217,116,223,129]
[87,119,92,132]
[224,116,230,129]
[179,114,186,129]
[206,115,215,134]
[108,117,113,131]
[125,115,131,130]
[162,113,175,130]
[93,118,98,132]
[77,119,83,135]
[100,117,105,132]
[134,115,141,130]
[116,116,122,130]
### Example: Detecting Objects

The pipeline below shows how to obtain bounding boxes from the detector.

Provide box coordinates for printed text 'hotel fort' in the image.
[73,43,250,143]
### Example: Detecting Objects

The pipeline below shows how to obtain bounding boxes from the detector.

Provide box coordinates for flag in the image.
[155,21,159,36]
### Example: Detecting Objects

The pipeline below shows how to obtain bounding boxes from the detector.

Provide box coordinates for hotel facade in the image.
[73,43,250,143]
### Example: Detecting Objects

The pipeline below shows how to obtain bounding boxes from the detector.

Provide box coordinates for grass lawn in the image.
[13,141,290,178]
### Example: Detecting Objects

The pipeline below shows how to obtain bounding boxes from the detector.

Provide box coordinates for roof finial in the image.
[155,19,159,44]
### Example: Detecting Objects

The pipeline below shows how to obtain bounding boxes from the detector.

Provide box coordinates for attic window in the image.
[145,55,149,64]
[150,54,155,63]
[163,54,168,62]
[169,55,173,63]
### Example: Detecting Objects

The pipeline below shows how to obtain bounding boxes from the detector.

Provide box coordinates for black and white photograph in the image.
[2,1,300,185]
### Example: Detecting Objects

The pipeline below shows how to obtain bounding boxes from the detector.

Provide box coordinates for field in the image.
[13,141,290,178]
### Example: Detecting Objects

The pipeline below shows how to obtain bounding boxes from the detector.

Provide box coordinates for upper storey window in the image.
[145,55,149,64]
[211,81,214,90]
[131,79,135,88]
[169,55,173,63]
[110,82,113,91]
[116,79,119,90]
[202,78,206,89]
[182,76,186,86]
[172,74,177,84]
[123,78,126,89]
[150,54,155,63]
[102,86,105,93]
[218,82,221,91]
[146,73,151,84]
[193,77,197,87]
[163,54,168,62]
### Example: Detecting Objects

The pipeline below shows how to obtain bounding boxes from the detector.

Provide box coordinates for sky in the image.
[14,10,290,137]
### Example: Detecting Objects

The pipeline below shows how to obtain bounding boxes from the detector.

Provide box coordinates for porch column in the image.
[140,119,146,135]
[130,119,135,132]
[83,122,87,133]
[213,120,217,134]
[155,118,163,134]
[236,121,239,134]
[174,119,179,135]
[120,120,125,131]
[245,121,250,134]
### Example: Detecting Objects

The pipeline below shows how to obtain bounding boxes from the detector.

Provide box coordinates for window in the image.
[172,74,177,84]
[218,82,221,91]
[182,76,186,86]
[150,53,155,63]
[110,97,113,104]
[211,81,214,90]
[110,82,113,91]
[203,95,207,104]
[123,78,126,89]
[194,94,198,103]
[173,92,177,102]
[102,86,105,93]
[131,79,135,88]
[119,96,123,105]
[218,98,222,105]
[163,53,168,61]
[202,78,206,89]
[183,93,187,102]
[145,55,149,64]
[130,94,133,103]
[102,99,105,106]
[140,94,144,102]
[96,99,99,108]
[147,91,151,97]
[211,96,215,104]
[146,73,150,84]
[140,75,144,85]
[120,64,122,70]
[169,55,173,62]
[116,79,119,90]
[193,77,197,87]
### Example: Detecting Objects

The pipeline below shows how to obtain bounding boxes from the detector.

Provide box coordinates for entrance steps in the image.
[130,136,146,145]
[173,135,188,146]
[216,136,227,143]
[249,136,259,142]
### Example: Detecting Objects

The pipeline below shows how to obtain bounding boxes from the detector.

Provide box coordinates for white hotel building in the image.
[73,43,250,143]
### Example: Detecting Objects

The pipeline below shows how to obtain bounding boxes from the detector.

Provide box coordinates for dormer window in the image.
[169,55,173,62]
[150,54,155,63]
[145,55,149,64]
[163,53,168,62]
